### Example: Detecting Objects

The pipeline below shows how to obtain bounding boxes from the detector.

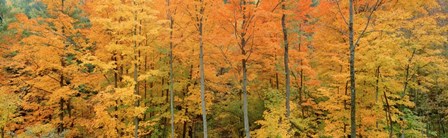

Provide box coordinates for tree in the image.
[228,0,261,137]
[346,0,383,137]
[188,0,209,136]
[165,0,176,137]
[0,0,446,137]
[82,0,163,137]
[281,0,291,120]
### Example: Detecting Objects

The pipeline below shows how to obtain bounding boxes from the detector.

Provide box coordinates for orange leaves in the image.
[0,0,446,137]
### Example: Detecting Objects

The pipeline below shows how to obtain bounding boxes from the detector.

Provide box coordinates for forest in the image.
[0,0,447,137]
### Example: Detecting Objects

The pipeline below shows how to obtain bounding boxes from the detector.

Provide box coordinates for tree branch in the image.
[354,0,383,47]
[336,0,349,26]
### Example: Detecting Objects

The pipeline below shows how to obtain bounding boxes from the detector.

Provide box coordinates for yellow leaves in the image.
[82,54,116,72]
[254,89,292,137]
[0,87,20,128]
[114,87,139,104]
[137,70,162,81]
[48,86,76,104]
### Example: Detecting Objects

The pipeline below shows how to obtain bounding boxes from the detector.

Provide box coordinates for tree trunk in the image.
[297,37,305,118]
[383,88,393,138]
[375,66,380,103]
[144,55,147,121]
[348,0,356,137]
[112,53,121,135]
[281,0,291,119]
[166,0,175,136]
[375,66,380,129]
[182,108,188,138]
[58,0,66,134]
[242,58,250,138]
[59,57,65,134]
[197,1,208,136]
[133,2,140,137]
[402,49,416,97]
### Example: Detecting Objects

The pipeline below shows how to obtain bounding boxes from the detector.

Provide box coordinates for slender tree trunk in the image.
[162,77,167,138]
[299,69,304,117]
[298,38,305,118]
[166,0,175,136]
[348,0,356,137]
[242,58,250,138]
[182,108,188,138]
[59,57,65,134]
[240,1,250,137]
[197,1,208,136]
[112,53,121,136]
[133,43,139,138]
[281,0,291,119]
[402,49,416,97]
[144,55,147,121]
[383,88,393,138]
[58,0,66,134]
[398,49,416,138]
[375,66,380,103]
[132,2,140,137]
[375,66,380,129]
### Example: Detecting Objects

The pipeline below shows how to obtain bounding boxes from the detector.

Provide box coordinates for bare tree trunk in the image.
[112,53,121,136]
[197,1,208,136]
[399,49,416,138]
[240,1,250,137]
[281,0,291,119]
[402,49,416,97]
[375,66,380,103]
[375,66,380,129]
[297,37,305,118]
[144,55,147,121]
[348,0,356,137]
[132,1,140,137]
[383,88,393,138]
[59,58,65,135]
[242,58,250,138]
[166,0,175,137]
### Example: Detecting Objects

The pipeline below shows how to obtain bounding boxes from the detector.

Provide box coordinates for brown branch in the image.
[336,0,349,26]
[354,0,383,47]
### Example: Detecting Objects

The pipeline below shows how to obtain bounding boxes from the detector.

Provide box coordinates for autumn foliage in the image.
[0,0,447,137]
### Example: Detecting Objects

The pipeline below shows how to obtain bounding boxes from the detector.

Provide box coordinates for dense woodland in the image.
[0,0,447,137]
